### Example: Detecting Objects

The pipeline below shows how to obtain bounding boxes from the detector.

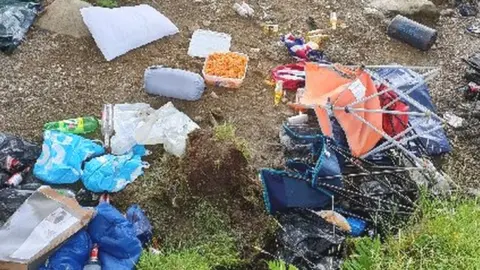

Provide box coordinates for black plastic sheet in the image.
[0,0,41,53]
[0,188,34,226]
[275,210,345,270]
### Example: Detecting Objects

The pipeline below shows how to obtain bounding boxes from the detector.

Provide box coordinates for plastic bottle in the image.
[274,81,283,106]
[44,117,99,134]
[387,15,437,51]
[330,12,337,30]
[83,244,101,270]
[101,104,114,150]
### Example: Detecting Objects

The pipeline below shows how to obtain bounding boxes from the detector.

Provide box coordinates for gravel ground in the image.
[1,0,479,187]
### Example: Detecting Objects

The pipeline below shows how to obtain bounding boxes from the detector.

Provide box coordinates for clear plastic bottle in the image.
[330,12,337,30]
[101,104,114,150]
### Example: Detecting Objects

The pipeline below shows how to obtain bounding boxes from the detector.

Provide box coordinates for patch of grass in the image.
[267,260,299,270]
[137,201,241,270]
[343,196,480,270]
[214,124,251,160]
[96,0,117,7]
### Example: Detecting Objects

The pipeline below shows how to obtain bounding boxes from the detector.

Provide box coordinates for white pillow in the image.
[80,4,179,61]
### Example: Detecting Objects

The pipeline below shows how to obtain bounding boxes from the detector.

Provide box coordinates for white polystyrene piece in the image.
[187,29,231,58]
[80,5,179,61]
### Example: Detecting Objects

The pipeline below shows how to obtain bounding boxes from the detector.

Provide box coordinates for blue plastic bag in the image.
[33,131,105,184]
[40,230,92,270]
[88,203,142,270]
[126,204,153,246]
[81,153,146,193]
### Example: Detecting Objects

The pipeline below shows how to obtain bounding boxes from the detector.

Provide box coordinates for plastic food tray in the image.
[202,52,249,88]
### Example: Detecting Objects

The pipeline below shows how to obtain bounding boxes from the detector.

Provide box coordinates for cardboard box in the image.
[0,186,94,270]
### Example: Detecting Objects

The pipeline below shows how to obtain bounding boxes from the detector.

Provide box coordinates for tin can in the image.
[263,24,279,35]
[387,15,437,51]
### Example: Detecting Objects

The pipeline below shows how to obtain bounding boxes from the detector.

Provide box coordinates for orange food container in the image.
[202,52,249,88]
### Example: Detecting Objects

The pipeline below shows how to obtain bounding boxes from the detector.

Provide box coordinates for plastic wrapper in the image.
[134,102,199,157]
[88,203,142,270]
[144,66,205,101]
[82,153,147,193]
[33,130,105,184]
[126,204,153,246]
[0,0,41,53]
[0,186,94,269]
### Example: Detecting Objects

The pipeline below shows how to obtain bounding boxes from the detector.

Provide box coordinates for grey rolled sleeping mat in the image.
[144,66,206,101]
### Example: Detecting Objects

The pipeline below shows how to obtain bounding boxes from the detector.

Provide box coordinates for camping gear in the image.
[87,203,142,270]
[34,130,105,184]
[0,186,94,269]
[0,0,41,53]
[82,153,147,193]
[271,63,306,91]
[298,63,384,157]
[144,66,205,101]
[281,33,326,62]
[80,4,179,61]
[40,230,92,270]
[44,117,99,134]
[188,29,231,58]
[387,15,438,51]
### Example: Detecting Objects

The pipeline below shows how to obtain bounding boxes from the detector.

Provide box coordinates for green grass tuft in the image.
[343,197,480,270]
[96,0,117,8]
[214,123,251,160]
[267,260,299,270]
[137,201,241,270]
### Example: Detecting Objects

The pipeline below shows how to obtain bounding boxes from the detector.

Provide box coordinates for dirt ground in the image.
[1,1,480,188]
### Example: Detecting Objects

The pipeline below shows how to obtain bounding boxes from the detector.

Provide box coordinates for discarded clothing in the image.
[82,153,146,193]
[281,33,326,62]
[0,133,41,173]
[144,66,205,101]
[80,4,179,61]
[271,63,306,91]
[126,204,153,246]
[40,230,92,270]
[88,203,142,270]
[134,102,199,157]
[33,130,105,184]
[0,0,41,52]
[375,67,451,156]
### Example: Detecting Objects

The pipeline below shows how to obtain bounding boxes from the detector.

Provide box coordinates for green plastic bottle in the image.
[44,116,99,134]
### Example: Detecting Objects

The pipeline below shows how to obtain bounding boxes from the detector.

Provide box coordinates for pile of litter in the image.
[35,0,92,38]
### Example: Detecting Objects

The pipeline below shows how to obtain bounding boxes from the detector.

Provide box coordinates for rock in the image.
[440,8,455,17]
[210,91,219,99]
[369,0,440,23]
[202,20,211,27]
[364,7,386,20]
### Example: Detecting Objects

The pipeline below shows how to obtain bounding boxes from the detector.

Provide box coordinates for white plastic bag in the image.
[111,103,153,155]
[134,102,199,157]
[80,5,179,61]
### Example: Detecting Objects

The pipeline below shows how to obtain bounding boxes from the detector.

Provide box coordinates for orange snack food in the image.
[204,52,248,79]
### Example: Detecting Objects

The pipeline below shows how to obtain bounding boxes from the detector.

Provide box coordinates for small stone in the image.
[202,20,211,27]
[250,48,261,53]
[193,116,205,123]
[210,91,219,99]
[440,8,455,17]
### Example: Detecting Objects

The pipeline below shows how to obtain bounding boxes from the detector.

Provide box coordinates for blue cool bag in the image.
[33,131,105,184]
[126,204,153,246]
